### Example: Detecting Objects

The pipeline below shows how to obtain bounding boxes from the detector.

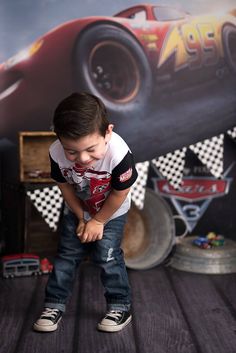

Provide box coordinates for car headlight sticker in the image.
[4,39,43,69]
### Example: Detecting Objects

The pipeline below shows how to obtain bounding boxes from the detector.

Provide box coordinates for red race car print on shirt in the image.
[61,165,112,215]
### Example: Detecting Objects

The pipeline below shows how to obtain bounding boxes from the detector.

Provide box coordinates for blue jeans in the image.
[45,207,131,312]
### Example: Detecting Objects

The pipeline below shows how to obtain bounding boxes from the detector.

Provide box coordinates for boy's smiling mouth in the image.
[78,159,96,167]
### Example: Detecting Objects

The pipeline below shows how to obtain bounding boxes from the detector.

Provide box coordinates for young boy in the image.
[33,92,138,333]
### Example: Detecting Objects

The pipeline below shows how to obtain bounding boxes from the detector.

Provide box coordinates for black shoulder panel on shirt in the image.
[50,154,67,183]
[111,151,138,190]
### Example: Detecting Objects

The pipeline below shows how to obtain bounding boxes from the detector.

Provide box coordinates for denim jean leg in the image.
[45,207,88,312]
[92,213,131,312]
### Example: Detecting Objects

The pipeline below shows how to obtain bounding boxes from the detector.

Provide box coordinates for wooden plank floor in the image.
[1,262,236,353]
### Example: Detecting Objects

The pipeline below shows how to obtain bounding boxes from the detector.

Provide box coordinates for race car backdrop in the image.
[0,0,235,250]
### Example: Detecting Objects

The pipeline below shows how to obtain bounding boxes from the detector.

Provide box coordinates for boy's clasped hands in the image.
[77,218,104,243]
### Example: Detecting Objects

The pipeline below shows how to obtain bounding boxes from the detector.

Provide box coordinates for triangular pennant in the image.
[131,161,150,209]
[26,185,63,231]
[189,135,224,178]
[227,127,236,141]
[152,148,187,189]
[170,197,212,232]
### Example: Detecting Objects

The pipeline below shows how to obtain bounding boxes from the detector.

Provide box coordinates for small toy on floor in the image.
[1,253,53,278]
[192,232,225,249]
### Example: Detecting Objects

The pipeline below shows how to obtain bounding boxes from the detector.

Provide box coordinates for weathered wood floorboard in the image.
[6,270,81,353]
[211,274,236,314]
[166,267,236,353]
[75,262,137,353]
[0,276,38,353]
[129,266,198,353]
[0,263,236,353]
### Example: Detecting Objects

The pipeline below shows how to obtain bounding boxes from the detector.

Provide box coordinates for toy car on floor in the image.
[1,253,53,278]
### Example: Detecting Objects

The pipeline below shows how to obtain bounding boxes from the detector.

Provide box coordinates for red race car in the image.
[0,4,235,143]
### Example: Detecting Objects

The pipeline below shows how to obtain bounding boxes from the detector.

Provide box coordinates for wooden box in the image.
[19,131,57,183]
[1,182,59,255]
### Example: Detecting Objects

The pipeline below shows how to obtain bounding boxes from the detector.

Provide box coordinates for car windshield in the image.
[126,10,147,20]
[153,7,187,21]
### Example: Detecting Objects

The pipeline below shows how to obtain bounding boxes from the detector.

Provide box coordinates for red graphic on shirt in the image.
[84,193,107,215]
[62,169,69,177]
[90,177,111,195]
[85,176,112,214]
[73,163,89,176]
[60,163,112,215]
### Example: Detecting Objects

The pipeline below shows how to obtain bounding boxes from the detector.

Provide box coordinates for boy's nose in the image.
[77,152,90,164]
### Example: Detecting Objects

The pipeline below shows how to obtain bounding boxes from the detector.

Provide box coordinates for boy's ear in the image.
[105,124,114,142]
[107,124,114,133]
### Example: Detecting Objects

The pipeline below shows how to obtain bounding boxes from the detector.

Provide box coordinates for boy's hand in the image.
[76,219,86,238]
[78,218,104,243]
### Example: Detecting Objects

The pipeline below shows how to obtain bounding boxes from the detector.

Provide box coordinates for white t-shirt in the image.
[49,132,138,221]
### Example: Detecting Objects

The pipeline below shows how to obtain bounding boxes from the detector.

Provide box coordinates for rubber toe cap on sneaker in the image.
[33,319,58,332]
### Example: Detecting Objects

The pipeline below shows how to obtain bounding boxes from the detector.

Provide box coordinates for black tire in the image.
[73,24,153,114]
[222,24,236,73]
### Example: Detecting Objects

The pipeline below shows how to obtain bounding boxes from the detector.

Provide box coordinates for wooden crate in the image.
[19,131,57,183]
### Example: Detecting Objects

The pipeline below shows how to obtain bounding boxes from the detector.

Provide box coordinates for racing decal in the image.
[90,176,111,195]
[140,33,158,51]
[84,193,107,215]
[60,164,112,214]
[182,22,219,69]
[131,21,151,30]
[147,42,157,51]
[140,33,159,42]
[119,168,133,182]
[158,20,220,71]
[152,175,232,232]
[93,183,110,194]
[61,165,110,185]
[158,26,187,71]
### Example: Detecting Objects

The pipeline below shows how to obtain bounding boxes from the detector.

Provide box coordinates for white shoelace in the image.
[41,308,60,319]
[106,310,123,320]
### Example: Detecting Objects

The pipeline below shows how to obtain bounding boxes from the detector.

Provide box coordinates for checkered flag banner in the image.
[227,127,236,141]
[131,161,150,209]
[27,185,63,231]
[189,134,224,178]
[152,148,187,189]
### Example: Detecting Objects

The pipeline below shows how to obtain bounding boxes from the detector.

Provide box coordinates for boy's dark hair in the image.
[52,92,109,139]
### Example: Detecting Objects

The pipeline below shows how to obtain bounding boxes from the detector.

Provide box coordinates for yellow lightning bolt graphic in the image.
[158,26,188,71]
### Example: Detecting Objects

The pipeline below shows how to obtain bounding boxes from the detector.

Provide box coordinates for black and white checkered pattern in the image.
[152,148,187,189]
[27,185,63,231]
[131,161,150,209]
[189,134,224,178]
[227,127,236,141]
[25,130,230,226]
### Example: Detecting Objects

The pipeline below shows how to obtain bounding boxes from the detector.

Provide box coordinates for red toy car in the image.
[40,257,53,274]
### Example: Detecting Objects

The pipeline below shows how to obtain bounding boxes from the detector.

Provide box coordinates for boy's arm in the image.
[57,182,84,221]
[80,150,137,243]
[94,188,130,224]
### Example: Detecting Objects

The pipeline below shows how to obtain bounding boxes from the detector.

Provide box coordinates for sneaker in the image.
[97,310,132,332]
[33,308,62,332]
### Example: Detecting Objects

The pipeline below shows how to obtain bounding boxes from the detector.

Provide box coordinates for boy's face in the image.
[60,124,113,168]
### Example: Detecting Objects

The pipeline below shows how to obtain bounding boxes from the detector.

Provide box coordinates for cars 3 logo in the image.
[152,176,232,232]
